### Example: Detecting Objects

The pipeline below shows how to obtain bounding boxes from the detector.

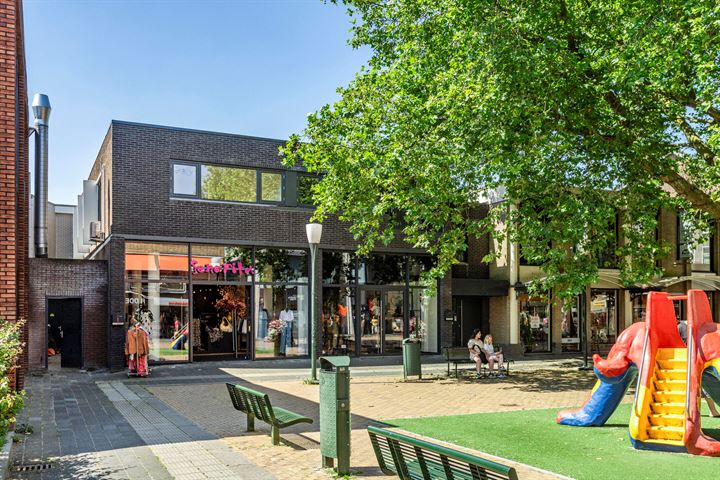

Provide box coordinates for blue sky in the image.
[24,0,370,205]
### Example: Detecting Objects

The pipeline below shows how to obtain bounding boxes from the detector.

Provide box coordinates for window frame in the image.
[171,161,200,198]
[258,169,285,205]
[200,163,258,203]
[297,174,319,207]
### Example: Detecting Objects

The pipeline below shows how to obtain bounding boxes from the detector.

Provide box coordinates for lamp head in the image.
[306,223,323,245]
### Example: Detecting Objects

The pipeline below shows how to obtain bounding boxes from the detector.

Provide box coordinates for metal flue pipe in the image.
[32,93,51,258]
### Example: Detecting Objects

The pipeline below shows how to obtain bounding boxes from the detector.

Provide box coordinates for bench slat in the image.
[368,426,518,480]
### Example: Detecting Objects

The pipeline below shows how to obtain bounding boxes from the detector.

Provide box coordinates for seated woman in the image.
[467,329,486,379]
[482,334,505,378]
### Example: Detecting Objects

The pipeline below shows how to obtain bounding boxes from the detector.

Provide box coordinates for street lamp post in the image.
[306,223,323,382]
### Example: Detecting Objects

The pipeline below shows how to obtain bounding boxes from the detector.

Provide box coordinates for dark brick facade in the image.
[28,258,108,370]
[0,0,29,389]
[81,121,501,368]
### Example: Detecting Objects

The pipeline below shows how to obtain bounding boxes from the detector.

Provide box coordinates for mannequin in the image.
[126,321,149,377]
[279,306,294,355]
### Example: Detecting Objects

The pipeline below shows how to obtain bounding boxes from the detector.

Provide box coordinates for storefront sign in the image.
[191,259,255,275]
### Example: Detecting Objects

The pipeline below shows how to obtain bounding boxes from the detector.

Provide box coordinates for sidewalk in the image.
[8,357,603,479]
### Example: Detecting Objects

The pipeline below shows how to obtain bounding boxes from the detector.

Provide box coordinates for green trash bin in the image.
[402,338,422,379]
[319,356,351,475]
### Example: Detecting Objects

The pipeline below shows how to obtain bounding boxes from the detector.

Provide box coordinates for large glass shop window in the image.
[590,289,618,352]
[321,286,356,356]
[256,248,308,283]
[190,244,254,282]
[631,293,647,323]
[519,294,551,353]
[561,297,580,352]
[125,242,190,362]
[254,284,309,358]
[358,254,406,285]
[409,288,438,353]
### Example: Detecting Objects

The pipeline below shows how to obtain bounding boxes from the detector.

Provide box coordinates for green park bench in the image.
[225,382,313,445]
[443,346,513,378]
[368,425,518,480]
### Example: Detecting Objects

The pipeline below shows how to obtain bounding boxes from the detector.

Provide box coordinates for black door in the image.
[458,297,489,345]
[48,298,82,368]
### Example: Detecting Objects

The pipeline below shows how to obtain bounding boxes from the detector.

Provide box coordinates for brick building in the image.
[0,0,29,388]
[33,121,506,372]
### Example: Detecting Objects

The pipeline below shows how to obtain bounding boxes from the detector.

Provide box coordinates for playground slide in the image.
[556,365,636,426]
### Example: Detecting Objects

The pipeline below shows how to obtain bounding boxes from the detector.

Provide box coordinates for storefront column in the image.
[106,236,127,371]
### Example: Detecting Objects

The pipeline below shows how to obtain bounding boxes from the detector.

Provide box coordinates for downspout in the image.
[31,93,51,258]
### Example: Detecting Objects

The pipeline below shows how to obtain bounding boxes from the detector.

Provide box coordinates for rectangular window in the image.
[297,175,319,205]
[173,163,197,196]
[519,294,551,353]
[201,165,257,202]
[260,171,283,203]
[590,289,618,353]
[561,297,581,352]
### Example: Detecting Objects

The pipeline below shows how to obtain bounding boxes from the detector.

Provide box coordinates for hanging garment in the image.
[259,309,268,338]
[279,309,294,354]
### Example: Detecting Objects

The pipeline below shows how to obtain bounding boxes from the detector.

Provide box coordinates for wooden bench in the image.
[443,347,513,378]
[368,425,518,480]
[225,383,313,445]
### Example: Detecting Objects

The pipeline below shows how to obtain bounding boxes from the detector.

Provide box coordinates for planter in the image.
[273,339,281,357]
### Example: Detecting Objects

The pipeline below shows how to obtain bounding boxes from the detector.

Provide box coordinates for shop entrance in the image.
[47,298,82,369]
[453,297,489,347]
[192,284,251,360]
[358,288,406,355]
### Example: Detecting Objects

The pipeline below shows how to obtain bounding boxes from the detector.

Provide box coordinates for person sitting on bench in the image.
[482,334,505,378]
[467,329,486,379]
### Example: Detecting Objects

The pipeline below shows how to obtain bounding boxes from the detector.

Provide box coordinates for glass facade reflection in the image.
[519,294,551,353]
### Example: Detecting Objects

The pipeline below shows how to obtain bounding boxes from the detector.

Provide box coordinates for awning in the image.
[451,278,509,297]
[125,254,213,272]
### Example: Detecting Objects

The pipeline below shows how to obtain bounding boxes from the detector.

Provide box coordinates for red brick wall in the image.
[0,0,29,389]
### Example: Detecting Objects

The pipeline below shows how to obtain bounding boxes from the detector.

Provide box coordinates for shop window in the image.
[631,292,647,323]
[519,294,551,353]
[125,282,189,362]
[678,214,714,272]
[408,256,434,285]
[358,254,406,285]
[260,171,283,203]
[409,287,438,353]
[256,248,308,283]
[298,175,319,205]
[190,244,254,282]
[201,165,257,202]
[322,251,356,285]
[561,297,580,352]
[590,289,618,352]
[254,284,308,358]
[125,242,190,282]
[172,163,197,196]
[322,286,356,356]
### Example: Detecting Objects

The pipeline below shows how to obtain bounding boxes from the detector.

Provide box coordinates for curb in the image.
[0,430,14,480]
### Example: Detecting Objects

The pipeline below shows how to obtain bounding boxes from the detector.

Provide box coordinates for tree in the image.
[282,0,720,299]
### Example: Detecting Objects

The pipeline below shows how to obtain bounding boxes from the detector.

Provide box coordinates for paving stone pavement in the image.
[96,381,273,480]
[148,368,617,480]
[9,372,172,480]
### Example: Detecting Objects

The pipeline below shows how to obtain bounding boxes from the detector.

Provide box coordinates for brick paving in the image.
[148,367,617,480]
[8,359,621,480]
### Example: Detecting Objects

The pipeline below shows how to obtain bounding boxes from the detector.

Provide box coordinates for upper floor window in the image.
[201,165,257,202]
[173,163,197,196]
[678,214,714,272]
[171,161,284,205]
[298,174,319,206]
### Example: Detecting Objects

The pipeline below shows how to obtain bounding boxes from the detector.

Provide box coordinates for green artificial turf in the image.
[389,403,720,480]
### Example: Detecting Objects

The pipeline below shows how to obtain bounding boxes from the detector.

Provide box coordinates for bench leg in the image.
[447,362,450,376]
[246,413,255,432]
[271,425,280,446]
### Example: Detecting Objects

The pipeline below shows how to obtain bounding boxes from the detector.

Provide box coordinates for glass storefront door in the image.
[192,284,251,359]
[358,288,405,355]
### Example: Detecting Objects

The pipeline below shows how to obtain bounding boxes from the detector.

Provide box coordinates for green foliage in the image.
[283,0,720,299]
[0,319,25,438]
[201,165,256,202]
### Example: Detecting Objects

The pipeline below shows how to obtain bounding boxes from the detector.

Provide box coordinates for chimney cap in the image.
[32,93,51,123]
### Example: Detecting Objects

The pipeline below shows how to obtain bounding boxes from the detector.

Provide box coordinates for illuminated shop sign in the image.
[190,259,255,275]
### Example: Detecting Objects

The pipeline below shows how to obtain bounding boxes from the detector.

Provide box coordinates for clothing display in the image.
[279,309,294,355]
[126,325,150,377]
[259,309,268,338]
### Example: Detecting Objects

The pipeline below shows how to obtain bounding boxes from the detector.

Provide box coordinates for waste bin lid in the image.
[402,337,420,344]
[320,356,351,369]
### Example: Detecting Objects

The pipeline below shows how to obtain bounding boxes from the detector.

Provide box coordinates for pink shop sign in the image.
[191,260,256,276]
